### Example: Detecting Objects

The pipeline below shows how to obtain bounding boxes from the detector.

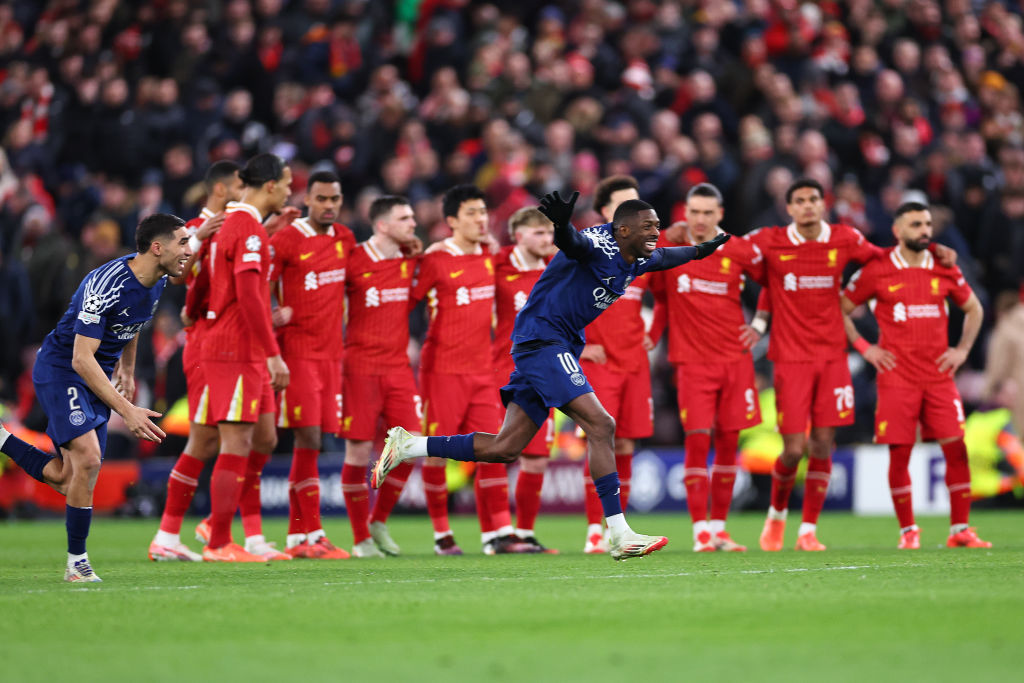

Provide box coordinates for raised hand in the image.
[538,191,579,229]
[694,232,730,259]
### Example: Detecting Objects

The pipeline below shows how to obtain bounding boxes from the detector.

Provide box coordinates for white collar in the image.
[890,248,934,270]
[225,201,263,223]
[786,220,831,245]
[442,237,482,256]
[292,216,335,238]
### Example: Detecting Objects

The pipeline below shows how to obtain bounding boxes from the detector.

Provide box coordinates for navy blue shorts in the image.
[501,342,593,427]
[33,369,110,453]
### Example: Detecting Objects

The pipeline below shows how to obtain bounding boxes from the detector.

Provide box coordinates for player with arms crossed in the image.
[340,195,423,557]
[149,160,242,561]
[1,214,189,581]
[200,153,292,562]
[271,170,355,559]
[841,202,989,549]
[650,183,765,552]
[373,191,729,559]
[492,207,557,552]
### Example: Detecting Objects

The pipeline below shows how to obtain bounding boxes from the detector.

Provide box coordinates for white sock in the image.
[950,523,969,535]
[495,524,514,537]
[481,531,497,544]
[586,523,603,538]
[67,551,88,567]
[692,520,709,540]
[245,534,265,546]
[409,436,429,457]
[605,513,630,534]
[900,524,919,535]
[0,423,10,450]
[286,533,306,549]
[515,528,533,539]
[307,528,326,544]
[154,530,180,547]
[433,529,453,541]
[709,519,725,535]
[768,506,788,521]
[798,522,816,537]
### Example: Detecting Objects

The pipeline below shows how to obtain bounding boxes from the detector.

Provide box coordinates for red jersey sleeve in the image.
[847,226,884,265]
[648,270,668,343]
[947,265,973,307]
[842,261,879,306]
[738,240,766,284]
[411,253,438,303]
[232,221,267,274]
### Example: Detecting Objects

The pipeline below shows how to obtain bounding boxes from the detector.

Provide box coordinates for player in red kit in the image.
[414,185,532,555]
[270,171,355,560]
[649,183,764,552]
[149,160,242,561]
[577,176,653,554]
[200,153,292,562]
[340,195,423,557]
[841,202,989,549]
[492,207,557,552]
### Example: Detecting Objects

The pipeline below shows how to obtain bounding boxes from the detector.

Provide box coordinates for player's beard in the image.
[904,236,930,252]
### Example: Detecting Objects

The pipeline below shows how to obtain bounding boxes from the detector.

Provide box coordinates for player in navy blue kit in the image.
[0,213,190,582]
[373,192,728,559]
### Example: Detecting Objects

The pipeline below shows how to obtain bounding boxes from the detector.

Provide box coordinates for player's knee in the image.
[587,414,616,443]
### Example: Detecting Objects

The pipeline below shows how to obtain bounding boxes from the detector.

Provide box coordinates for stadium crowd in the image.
[2,0,1024,449]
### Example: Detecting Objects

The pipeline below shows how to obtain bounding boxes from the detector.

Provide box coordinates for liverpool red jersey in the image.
[413,238,495,374]
[584,274,650,374]
[344,239,416,373]
[493,245,546,379]
[269,217,355,361]
[651,230,764,363]
[844,248,973,386]
[181,209,214,370]
[203,201,274,362]
[747,221,881,362]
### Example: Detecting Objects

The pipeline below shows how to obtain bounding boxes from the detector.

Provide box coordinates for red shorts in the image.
[675,359,761,432]
[875,381,965,444]
[341,369,422,441]
[421,371,503,435]
[185,357,217,427]
[277,358,342,433]
[774,357,854,434]
[580,360,653,439]
[203,360,275,424]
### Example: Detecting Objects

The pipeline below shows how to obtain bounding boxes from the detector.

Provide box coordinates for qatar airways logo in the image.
[783,273,834,292]
[110,321,148,340]
[592,286,619,310]
[365,286,408,308]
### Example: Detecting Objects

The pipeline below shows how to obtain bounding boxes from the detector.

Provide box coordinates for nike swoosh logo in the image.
[300,252,314,261]
[505,274,521,281]
[839,410,851,418]
[362,272,372,278]
[450,270,464,278]
[779,254,797,261]
[887,283,905,292]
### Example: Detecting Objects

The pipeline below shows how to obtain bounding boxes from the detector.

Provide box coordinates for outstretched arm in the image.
[648,233,730,271]
[538,191,591,261]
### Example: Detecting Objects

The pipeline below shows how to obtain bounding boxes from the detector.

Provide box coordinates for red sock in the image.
[208,453,248,548]
[370,460,412,524]
[710,430,739,521]
[683,432,711,523]
[515,469,545,532]
[941,440,972,526]
[615,454,632,511]
[292,448,321,534]
[476,462,511,532]
[159,453,205,534]
[422,463,450,533]
[240,450,270,538]
[342,463,370,543]
[473,474,496,534]
[770,457,798,512]
[801,457,832,524]
[888,444,915,528]
[582,459,603,526]
[287,484,303,535]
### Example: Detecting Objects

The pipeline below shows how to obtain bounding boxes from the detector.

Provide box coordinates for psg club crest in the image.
[570,372,586,387]
[69,410,86,426]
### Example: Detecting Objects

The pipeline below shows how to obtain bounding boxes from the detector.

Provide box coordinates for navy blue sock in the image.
[426,434,477,462]
[66,505,92,555]
[0,431,55,483]
[593,472,623,518]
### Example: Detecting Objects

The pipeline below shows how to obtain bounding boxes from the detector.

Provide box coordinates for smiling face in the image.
[616,208,661,261]
[156,226,191,277]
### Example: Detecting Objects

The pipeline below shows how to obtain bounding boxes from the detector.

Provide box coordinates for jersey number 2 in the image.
[67,387,81,411]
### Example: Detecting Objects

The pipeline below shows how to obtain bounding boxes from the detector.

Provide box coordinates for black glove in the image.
[538,190,579,229]
[693,232,730,259]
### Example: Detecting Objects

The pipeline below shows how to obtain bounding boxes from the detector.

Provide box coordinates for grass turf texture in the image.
[1,511,1020,683]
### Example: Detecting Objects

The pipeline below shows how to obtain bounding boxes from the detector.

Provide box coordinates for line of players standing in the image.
[149,152,991,563]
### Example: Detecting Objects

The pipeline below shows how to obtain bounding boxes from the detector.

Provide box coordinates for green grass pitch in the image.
[1,511,1020,682]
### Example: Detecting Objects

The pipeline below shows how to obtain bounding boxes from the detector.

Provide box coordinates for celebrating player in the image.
[270,170,355,559]
[1,214,189,581]
[649,183,765,552]
[492,207,557,552]
[149,160,242,562]
[373,191,729,560]
[200,153,292,562]
[577,175,653,554]
[340,195,423,557]
[841,202,989,549]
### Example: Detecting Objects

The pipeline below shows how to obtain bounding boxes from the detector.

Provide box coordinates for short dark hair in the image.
[204,160,240,192]
[612,199,654,228]
[238,153,286,187]
[369,195,411,224]
[594,175,640,212]
[136,213,185,253]
[442,184,486,218]
[686,182,723,205]
[785,178,825,204]
[307,170,341,192]
[895,201,929,218]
